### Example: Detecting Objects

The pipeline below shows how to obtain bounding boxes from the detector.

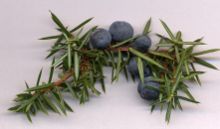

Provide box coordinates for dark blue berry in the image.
[109,21,134,42]
[131,36,151,53]
[90,28,112,49]
[127,58,152,78]
[138,77,160,100]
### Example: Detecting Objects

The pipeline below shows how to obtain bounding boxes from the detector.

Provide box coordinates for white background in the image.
[1,0,220,129]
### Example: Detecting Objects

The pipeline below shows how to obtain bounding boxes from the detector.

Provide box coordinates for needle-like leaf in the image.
[48,58,55,83]
[74,51,79,80]
[67,43,72,69]
[194,57,218,70]
[160,20,175,40]
[192,49,220,56]
[39,35,61,40]
[177,96,200,104]
[42,94,60,114]
[143,18,151,35]
[165,102,172,123]
[137,57,144,83]
[50,11,72,38]
[26,83,52,92]
[129,48,164,69]
[36,68,43,86]
[70,17,94,33]
[111,36,136,48]
[149,50,173,60]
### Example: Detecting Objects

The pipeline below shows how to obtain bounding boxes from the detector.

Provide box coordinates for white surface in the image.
[1,0,220,129]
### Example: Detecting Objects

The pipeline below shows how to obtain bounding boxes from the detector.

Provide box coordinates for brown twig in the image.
[53,70,73,86]
[107,46,129,52]
[38,70,74,94]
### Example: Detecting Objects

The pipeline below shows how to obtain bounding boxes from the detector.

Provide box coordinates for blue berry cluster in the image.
[109,21,134,42]
[90,29,112,49]
[90,21,134,49]
[90,21,160,101]
[127,57,159,100]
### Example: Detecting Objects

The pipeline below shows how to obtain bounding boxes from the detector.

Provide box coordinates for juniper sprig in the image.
[9,12,220,123]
